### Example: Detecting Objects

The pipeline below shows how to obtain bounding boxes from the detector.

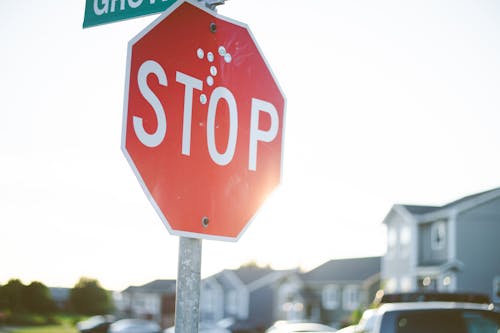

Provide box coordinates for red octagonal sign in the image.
[122,0,286,241]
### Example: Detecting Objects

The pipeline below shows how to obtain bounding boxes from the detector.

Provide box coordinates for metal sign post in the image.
[173,6,216,333]
[86,0,283,332]
[175,237,202,333]
[118,1,285,333]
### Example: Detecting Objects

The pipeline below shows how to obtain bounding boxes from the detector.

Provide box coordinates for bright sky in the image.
[1,0,499,291]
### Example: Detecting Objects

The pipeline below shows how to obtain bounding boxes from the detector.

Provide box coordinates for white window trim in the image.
[386,227,397,259]
[342,285,360,311]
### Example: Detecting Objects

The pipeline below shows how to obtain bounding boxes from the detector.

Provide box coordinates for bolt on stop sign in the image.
[122,0,286,241]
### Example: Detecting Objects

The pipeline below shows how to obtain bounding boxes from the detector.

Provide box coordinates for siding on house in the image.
[118,279,176,329]
[275,257,381,328]
[382,187,500,302]
[456,196,500,298]
[200,267,294,332]
[382,207,415,292]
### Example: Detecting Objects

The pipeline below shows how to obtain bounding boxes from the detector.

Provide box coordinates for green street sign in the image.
[83,0,178,28]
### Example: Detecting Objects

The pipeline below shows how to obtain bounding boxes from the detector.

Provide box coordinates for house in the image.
[115,260,381,331]
[200,265,293,332]
[274,257,381,328]
[381,187,500,304]
[117,266,291,331]
[116,279,176,329]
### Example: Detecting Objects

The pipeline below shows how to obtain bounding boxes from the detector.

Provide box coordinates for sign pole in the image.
[173,4,228,332]
[121,0,285,332]
[174,4,215,331]
[175,237,202,333]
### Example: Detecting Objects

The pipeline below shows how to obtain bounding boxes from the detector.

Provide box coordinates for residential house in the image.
[116,279,176,329]
[381,187,500,304]
[200,266,293,332]
[274,257,381,328]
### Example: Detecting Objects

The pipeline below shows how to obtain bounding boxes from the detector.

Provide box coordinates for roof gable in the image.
[390,187,500,222]
[402,205,439,215]
[440,187,500,210]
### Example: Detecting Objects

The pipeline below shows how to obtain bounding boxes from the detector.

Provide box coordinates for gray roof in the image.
[440,187,500,209]
[302,256,381,282]
[400,187,500,217]
[123,279,176,294]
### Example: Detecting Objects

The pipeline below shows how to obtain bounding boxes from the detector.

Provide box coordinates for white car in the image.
[163,322,232,333]
[265,321,336,333]
[344,292,500,333]
[109,319,161,333]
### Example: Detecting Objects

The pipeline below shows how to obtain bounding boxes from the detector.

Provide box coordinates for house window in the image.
[201,290,215,313]
[386,227,397,259]
[400,276,412,292]
[385,278,397,293]
[431,221,446,250]
[225,290,238,315]
[343,285,360,311]
[322,285,339,310]
[400,226,411,245]
[388,228,397,249]
[399,226,411,258]
[282,302,304,320]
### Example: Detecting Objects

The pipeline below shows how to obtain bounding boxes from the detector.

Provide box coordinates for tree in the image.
[0,279,26,313]
[23,281,56,315]
[69,277,113,315]
[0,279,58,325]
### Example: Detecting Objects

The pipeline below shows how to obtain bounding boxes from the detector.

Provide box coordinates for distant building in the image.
[117,259,382,331]
[116,279,176,329]
[274,257,381,328]
[201,266,292,332]
[382,187,500,304]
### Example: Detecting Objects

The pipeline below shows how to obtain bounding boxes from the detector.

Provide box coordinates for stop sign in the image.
[122,0,285,241]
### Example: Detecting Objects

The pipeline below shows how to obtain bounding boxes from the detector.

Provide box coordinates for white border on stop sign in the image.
[121,0,287,242]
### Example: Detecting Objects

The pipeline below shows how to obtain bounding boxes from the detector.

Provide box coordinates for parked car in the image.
[266,321,336,333]
[164,322,231,333]
[341,292,500,333]
[109,318,161,333]
[76,315,115,333]
[334,326,355,333]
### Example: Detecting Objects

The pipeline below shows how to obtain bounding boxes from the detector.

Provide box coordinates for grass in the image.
[7,316,82,333]
[11,325,78,333]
